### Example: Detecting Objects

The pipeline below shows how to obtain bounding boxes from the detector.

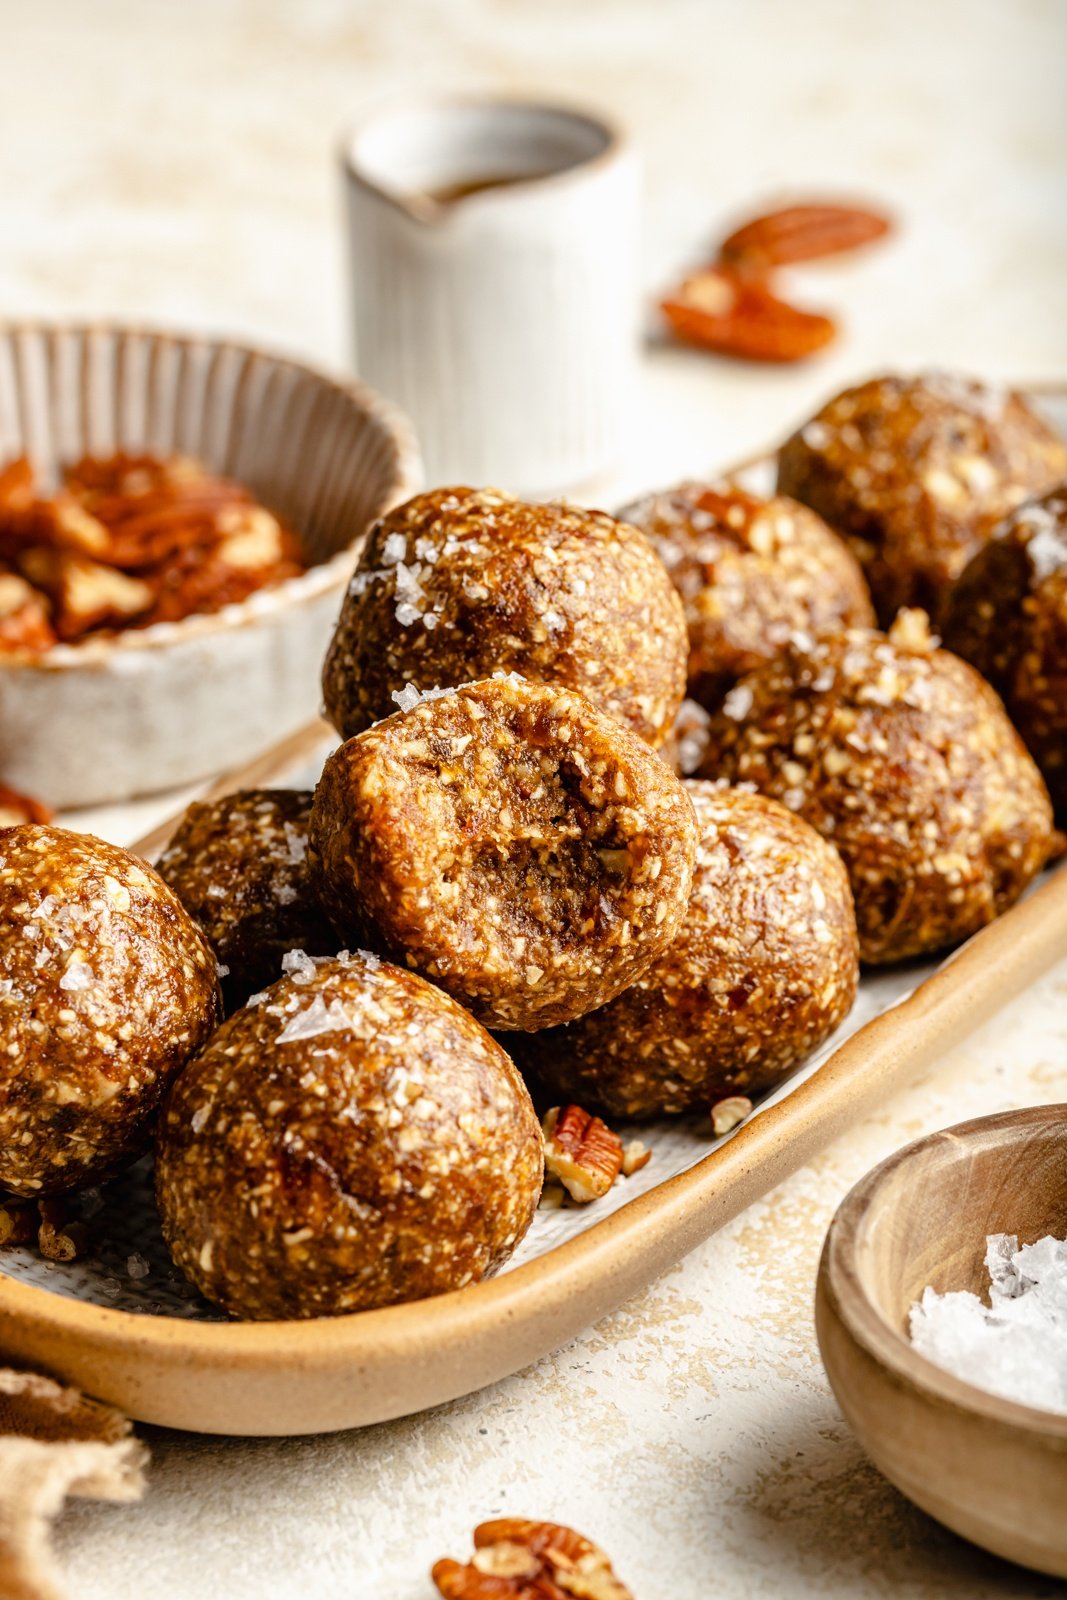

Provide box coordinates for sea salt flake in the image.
[276,994,354,1044]
[126,1252,151,1281]
[909,1231,1067,1413]
[282,823,307,864]
[58,960,96,992]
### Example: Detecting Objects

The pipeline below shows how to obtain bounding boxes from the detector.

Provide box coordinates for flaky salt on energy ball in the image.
[619,481,874,710]
[321,486,688,747]
[0,825,219,1197]
[943,487,1067,820]
[156,789,336,1011]
[697,614,1054,964]
[514,782,858,1120]
[309,675,699,1032]
[155,952,543,1320]
[777,374,1067,624]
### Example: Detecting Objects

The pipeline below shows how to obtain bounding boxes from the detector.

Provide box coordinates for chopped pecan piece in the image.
[433,1519,634,1600]
[620,1140,651,1177]
[542,1105,623,1203]
[36,1196,94,1262]
[17,547,154,640]
[0,1195,38,1247]
[0,569,56,653]
[711,1094,753,1137]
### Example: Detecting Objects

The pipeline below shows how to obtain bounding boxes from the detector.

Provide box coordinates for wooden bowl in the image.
[0,323,421,808]
[816,1105,1067,1577]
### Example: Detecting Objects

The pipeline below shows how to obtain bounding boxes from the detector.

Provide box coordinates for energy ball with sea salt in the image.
[309,675,699,1032]
[154,952,544,1320]
[514,782,858,1119]
[619,481,874,710]
[0,824,219,1196]
[698,615,1054,964]
[156,789,336,1011]
[777,373,1067,625]
[943,487,1067,820]
[321,486,688,747]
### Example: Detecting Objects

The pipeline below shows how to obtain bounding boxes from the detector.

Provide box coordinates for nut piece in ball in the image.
[155,952,543,1320]
[514,783,858,1119]
[620,481,874,709]
[156,789,336,1010]
[777,374,1067,625]
[309,675,699,1031]
[698,617,1054,963]
[0,824,219,1196]
[943,487,1067,819]
[321,486,688,747]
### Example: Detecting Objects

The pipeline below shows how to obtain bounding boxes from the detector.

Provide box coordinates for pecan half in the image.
[433,1518,634,1600]
[542,1105,623,1203]
[0,783,53,827]
[719,202,891,273]
[662,271,835,364]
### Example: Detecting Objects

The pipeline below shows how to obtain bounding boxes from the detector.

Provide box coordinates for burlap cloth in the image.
[0,1370,147,1600]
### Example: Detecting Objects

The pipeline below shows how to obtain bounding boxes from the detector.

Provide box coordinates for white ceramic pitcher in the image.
[341,96,640,495]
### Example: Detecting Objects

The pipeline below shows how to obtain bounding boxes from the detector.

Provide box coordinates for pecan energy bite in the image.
[309,675,699,1031]
[777,374,1067,624]
[321,487,688,746]
[0,825,219,1196]
[943,487,1067,819]
[515,783,858,1118]
[155,953,543,1320]
[620,481,874,709]
[698,617,1054,963]
[156,789,335,1010]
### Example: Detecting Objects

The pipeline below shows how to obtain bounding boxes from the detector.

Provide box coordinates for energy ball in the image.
[155,952,543,1320]
[942,487,1067,819]
[777,374,1067,625]
[321,486,687,748]
[513,782,858,1119]
[0,825,219,1196]
[156,789,336,1011]
[619,481,874,709]
[697,615,1054,964]
[309,675,698,1032]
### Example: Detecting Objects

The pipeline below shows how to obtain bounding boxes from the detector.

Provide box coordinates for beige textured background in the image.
[2,0,1066,1594]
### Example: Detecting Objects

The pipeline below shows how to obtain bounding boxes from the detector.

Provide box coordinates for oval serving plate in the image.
[2,398,1066,1435]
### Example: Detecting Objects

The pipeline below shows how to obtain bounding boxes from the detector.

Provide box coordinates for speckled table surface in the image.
[4,0,1067,1595]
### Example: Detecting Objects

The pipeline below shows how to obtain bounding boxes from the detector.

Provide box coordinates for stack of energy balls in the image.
[2,374,1062,1323]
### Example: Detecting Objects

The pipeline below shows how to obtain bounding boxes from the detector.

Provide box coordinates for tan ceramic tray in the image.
[2,411,1066,1437]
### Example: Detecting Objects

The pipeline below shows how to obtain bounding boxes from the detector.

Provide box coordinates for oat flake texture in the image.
[514,781,859,1118]
[777,373,1067,625]
[0,824,220,1196]
[620,480,874,710]
[321,486,688,747]
[154,953,543,1320]
[698,624,1054,964]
